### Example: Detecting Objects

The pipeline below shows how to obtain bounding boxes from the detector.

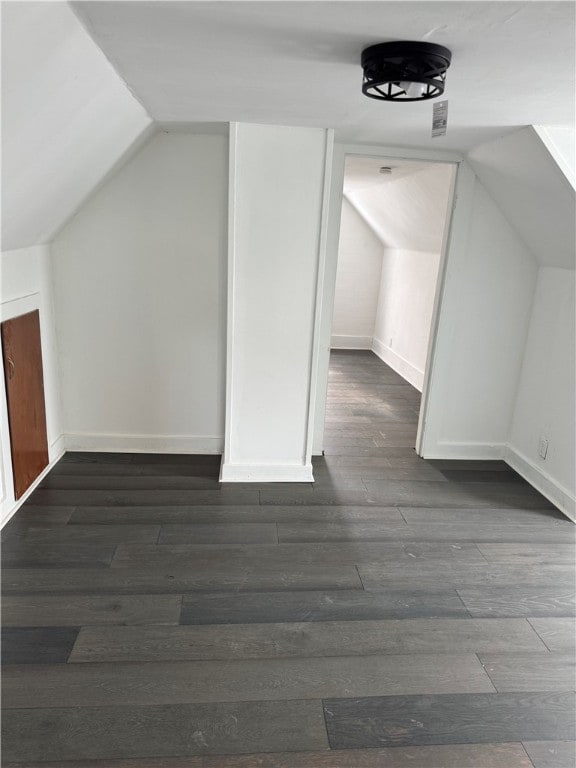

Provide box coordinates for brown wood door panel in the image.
[1,310,49,499]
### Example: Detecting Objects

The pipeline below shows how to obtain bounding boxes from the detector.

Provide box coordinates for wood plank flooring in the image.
[2,350,575,767]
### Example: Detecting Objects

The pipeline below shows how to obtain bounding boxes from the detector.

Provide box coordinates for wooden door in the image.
[1,310,49,499]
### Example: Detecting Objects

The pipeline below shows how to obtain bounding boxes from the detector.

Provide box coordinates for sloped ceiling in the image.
[73,1,575,152]
[467,126,576,268]
[533,126,575,190]
[1,2,152,252]
[2,3,573,258]
[344,158,454,253]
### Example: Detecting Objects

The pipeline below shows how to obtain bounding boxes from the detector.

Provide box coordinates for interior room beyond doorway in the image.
[330,156,455,407]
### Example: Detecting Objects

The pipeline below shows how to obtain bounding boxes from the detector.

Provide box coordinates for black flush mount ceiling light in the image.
[361,41,452,102]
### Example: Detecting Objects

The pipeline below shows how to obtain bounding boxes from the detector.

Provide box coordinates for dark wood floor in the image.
[2,350,575,767]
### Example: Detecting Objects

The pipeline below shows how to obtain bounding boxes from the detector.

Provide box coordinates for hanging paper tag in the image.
[432,100,448,138]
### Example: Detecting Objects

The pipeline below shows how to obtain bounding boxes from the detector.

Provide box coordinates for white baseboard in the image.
[331,334,373,350]
[371,337,424,391]
[64,433,224,455]
[1,435,66,528]
[421,442,506,460]
[220,462,314,482]
[49,434,66,462]
[420,440,574,522]
[504,445,575,522]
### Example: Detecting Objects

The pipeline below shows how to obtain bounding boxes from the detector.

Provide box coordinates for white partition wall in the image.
[419,166,538,460]
[221,123,331,482]
[507,267,576,519]
[51,130,228,455]
[331,198,382,349]
[0,245,64,525]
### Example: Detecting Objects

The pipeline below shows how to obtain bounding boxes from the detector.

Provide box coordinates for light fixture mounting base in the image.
[361,41,452,102]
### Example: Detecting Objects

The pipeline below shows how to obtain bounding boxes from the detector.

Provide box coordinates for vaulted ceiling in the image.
[343,158,454,253]
[2,1,574,253]
[468,127,575,268]
[74,1,575,150]
[1,2,151,251]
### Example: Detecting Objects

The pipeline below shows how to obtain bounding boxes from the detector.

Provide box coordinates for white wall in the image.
[468,127,575,269]
[0,245,64,524]
[331,198,382,349]
[51,130,228,454]
[460,127,575,518]
[372,248,442,391]
[1,2,151,251]
[421,165,539,459]
[534,126,576,189]
[345,162,454,253]
[332,161,453,389]
[222,123,329,481]
[507,267,575,519]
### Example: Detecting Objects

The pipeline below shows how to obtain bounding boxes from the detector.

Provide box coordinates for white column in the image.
[221,123,330,482]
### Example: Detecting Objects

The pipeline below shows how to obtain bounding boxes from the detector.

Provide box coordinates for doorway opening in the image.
[319,154,457,457]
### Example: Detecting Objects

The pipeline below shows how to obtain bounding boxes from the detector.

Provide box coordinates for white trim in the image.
[331,334,372,350]
[417,161,476,457]
[312,143,463,458]
[49,434,66,460]
[415,162,462,453]
[371,336,424,391]
[220,462,313,483]
[0,291,40,321]
[0,290,66,526]
[310,142,346,455]
[419,440,576,524]
[63,433,223,454]
[305,128,335,466]
[422,442,505,460]
[1,436,66,528]
[342,143,463,164]
[222,121,238,467]
[504,444,576,523]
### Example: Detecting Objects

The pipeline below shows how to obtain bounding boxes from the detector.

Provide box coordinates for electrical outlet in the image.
[538,437,548,459]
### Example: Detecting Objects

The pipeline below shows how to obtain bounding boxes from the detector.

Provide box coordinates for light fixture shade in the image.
[361,41,452,102]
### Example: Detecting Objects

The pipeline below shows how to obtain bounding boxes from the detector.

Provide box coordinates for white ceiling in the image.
[344,157,432,190]
[344,157,454,252]
[73,1,575,152]
[1,2,151,251]
[468,127,576,268]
